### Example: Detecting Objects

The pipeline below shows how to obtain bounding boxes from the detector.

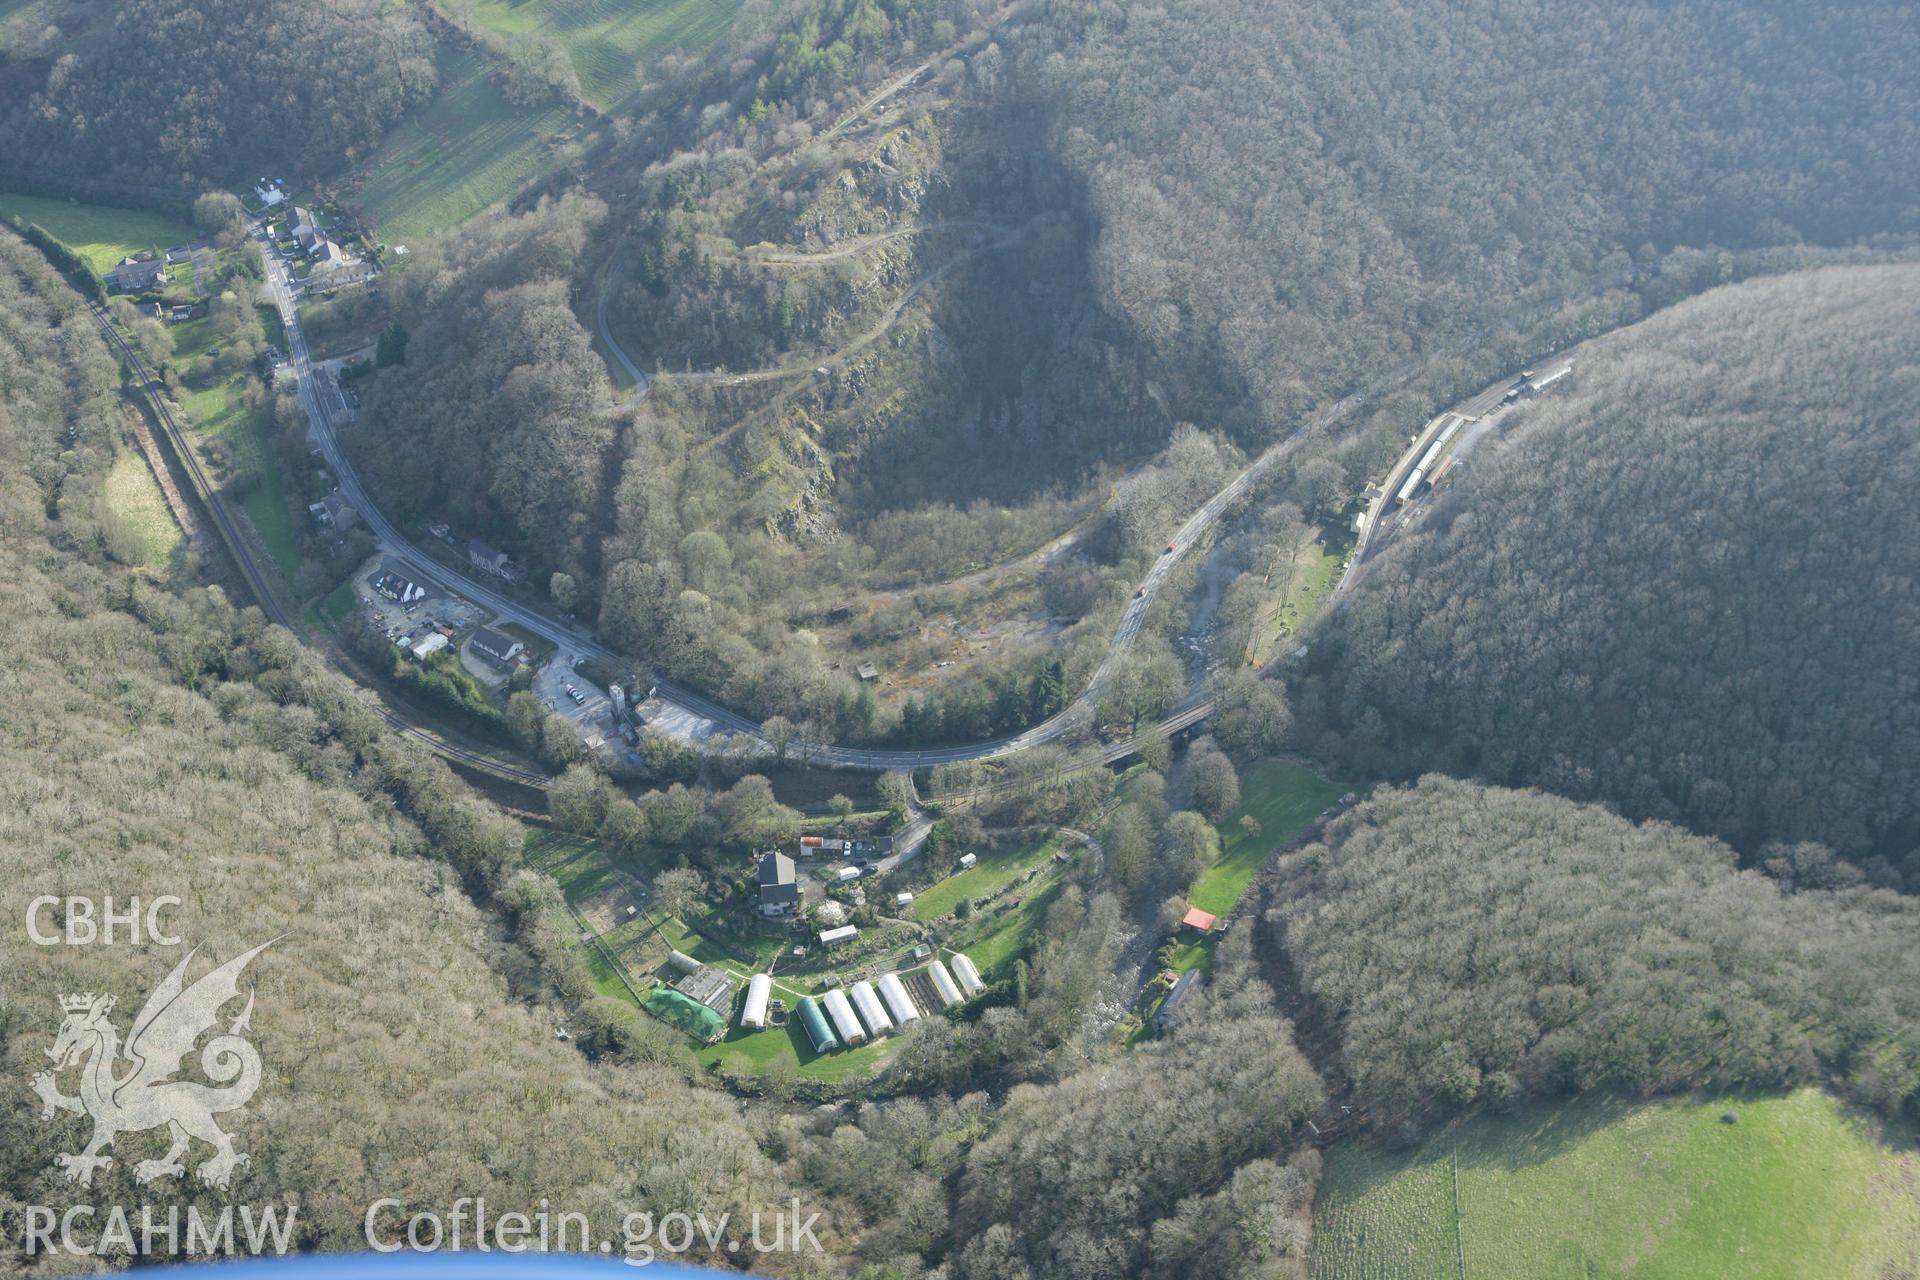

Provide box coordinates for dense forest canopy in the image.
[0,227,807,1263]
[1272,776,1920,1120]
[1295,264,1920,883]
[0,0,436,203]
[347,194,623,582]
[1006,0,1920,442]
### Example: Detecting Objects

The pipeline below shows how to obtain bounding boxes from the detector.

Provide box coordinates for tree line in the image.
[1294,265,1920,887]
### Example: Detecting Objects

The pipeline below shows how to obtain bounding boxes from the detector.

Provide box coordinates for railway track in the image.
[84,301,551,790]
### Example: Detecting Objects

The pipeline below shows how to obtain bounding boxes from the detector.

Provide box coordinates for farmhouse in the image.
[290,207,320,251]
[373,570,424,604]
[757,851,799,917]
[468,539,517,580]
[105,254,167,293]
[467,627,523,667]
[307,490,358,531]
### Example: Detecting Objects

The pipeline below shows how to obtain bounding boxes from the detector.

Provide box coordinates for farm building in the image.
[676,966,734,1015]
[307,490,358,530]
[758,851,799,917]
[795,997,840,1054]
[467,627,523,667]
[408,632,449,661]
[468,538,517,580]
[740,973,772,1030]
[950,952,986,996]
[849,980,893,1036]
[821,988,866,1045]
[877,973,920,1025]
[926,960,964,1009]
[819,924,859,947]
[105,254,167,293]
[1152,969,1202,1034]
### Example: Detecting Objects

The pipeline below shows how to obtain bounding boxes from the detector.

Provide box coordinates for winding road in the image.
[263,220,1336,771]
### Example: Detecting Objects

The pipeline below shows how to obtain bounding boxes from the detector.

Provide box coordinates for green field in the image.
[0,192,196,274]
[101,449,186,572]
[948,872,1066,979]
[351,48,581,243]
[912,833,1060,921]
[455,0,742,109]
[1189,758,1345,917]
[1311,1089,1920,1280]
[696,1016,892,1083]
[1248,526,1351,668]
[179,376,300,584]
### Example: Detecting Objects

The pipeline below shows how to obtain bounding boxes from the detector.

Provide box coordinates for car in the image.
[1165,542,1176,553]
[568,689,586,706]
[1136,586,1147,598]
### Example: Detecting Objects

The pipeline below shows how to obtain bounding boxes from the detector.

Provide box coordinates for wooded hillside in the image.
[0,0,436,203]
[1008,0,1920,442]
[0,228,809,1264]
[1297,264,1920,882]
[1272,776,1920,1120]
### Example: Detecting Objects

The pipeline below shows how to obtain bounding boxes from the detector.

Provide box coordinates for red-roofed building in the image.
[1181,906,1218,933]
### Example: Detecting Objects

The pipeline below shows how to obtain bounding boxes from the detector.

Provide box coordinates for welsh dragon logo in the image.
[30,940,275,1191]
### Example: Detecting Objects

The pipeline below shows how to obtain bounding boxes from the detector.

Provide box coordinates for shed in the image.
[876,972,920,1025]
[894,892,914,909]
[1181,906,1219,933]
[795,996,839,1055]
[818,924,859,947]
[409,632,449,660]
[676,966,734,1014]
[740,973,773,1030]
[1152,968,1202,1034]
[958,853,977,870]
[849,980,893,1036]
[821,988,866,1045]
[856,663,880,682]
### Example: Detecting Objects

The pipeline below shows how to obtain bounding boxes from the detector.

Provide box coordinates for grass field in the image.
[1311,1089,1920,1280]
[0,192,196,275]
[696,1014,893,1082]
[1247,526,1351,668]
[102,449,186,572]
[1189,758,1345,917]
[948,872,1067,978]
[912,833,1059,921]
[351,48,580,243]
[456,0,742,109]
[179,376,300,584]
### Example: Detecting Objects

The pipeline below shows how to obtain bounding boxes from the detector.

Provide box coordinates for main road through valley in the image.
[263,227,1346,772]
